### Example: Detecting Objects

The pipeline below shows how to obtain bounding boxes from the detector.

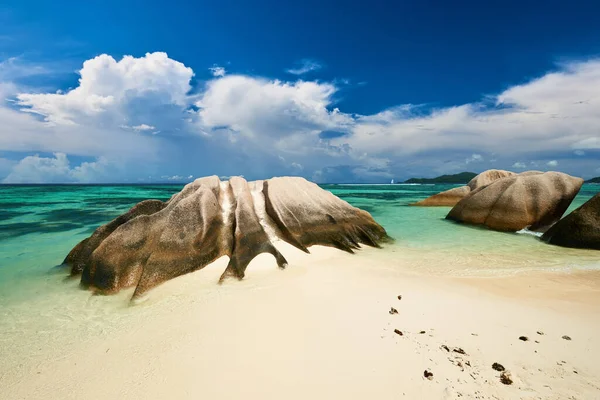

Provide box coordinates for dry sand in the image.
[2,242,600,400]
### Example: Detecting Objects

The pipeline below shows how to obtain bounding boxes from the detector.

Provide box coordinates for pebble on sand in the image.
[492,363,505,372]
[424,370,434,380]
[519,336,529,341]
[500,371,513,385]
[389,307,398,315]
[562,335,572,341]
[394,329,403,336]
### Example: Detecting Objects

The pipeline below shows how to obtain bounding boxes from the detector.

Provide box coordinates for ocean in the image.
[1,182,599,309]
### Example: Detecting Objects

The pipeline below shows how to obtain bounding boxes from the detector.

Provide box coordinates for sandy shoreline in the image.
[2,243,600,400]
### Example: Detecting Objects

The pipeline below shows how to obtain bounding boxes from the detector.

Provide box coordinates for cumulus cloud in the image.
[0,52,196,182]
[209,65,226,77]
[2,152,109,183]
[196,75,353,146]
[286,59,322,75]
[547,160,559,167]
[16,52,194,126]
[512,162,527,169]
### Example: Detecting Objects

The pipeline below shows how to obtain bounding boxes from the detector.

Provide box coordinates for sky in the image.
[0,0,599,183]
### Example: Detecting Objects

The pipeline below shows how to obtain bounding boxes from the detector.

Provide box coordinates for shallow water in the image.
[0,183,599,309]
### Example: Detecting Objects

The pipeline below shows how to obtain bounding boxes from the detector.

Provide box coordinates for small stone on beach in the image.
[453,347,466,355]
[500,371,513,385]
[394,329,403,336]
[441,345,450,352]
[424,370,434,380]
[492,363,505,372]
[562,335,572,341]
[397,295,402,300]
[537,331,544,335]
[389,307,398,315]
[519,336,529,341]
[419,330,426,334]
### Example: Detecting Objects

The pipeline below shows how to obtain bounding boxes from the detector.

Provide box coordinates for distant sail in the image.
[390,179,394,184]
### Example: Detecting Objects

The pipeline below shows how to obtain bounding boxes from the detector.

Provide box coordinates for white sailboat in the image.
[390,179,394,184]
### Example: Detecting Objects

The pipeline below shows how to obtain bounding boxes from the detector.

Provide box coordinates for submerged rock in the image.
[542,193,600,250]
[63,176,388,299]
[411,169,515,207]
[446,171,583,232]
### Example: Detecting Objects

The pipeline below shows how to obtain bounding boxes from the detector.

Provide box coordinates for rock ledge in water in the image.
[64,176,389,298]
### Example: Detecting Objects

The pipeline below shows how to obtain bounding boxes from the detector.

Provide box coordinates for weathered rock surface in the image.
[412,169,516,207]
[542,193,600,250]
[64,176,388,298]
[466,169,516,190]
[446,171,583,232]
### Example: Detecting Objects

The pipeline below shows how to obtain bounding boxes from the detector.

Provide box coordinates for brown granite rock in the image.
[542,193,600,250]
[446,171,583,232]
[412,186,471,207]
[467,169,516,190]
[412,169,516,207]
[64,176,388,298]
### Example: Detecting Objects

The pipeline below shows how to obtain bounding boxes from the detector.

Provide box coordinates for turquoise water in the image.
[1,183,599,307]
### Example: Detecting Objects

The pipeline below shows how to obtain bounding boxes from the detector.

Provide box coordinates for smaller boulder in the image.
[412,186,470,207]
[542,193,600,250]
[412,169,516,207]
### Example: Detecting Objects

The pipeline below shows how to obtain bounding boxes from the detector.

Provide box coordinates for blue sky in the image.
[0,0,599,183]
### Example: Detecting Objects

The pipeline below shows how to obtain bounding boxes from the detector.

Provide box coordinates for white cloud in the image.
[0,57,50,81]
[16,52,194,126]
[512,162,527,169]
[574,150,585,156]
[337,59,600,159]
[291,162,303,170]
[286,59,322,75]
[132,123,155,131]
[547,160,558,167]
[465,153,483,164]
[160,174,194,181]
[2,152,109,183]
[209,65,226,77]
[571,137,600,149]
[196,75,353,145]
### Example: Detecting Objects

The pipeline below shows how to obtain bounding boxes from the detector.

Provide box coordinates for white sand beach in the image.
[2,242,599,400]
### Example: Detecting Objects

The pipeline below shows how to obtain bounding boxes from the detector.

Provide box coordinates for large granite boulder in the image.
[542,193,600,250]
[64,176,388,298]
[446,171,583,232]
[412,169,516,207]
